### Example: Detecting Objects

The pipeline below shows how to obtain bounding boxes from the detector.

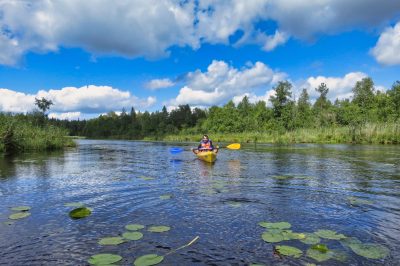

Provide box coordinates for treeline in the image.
[54,77,399,143]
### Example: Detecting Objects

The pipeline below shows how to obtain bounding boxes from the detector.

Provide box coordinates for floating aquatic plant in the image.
[125,224,145,231]
[348,243,389,259]
[273,175,294,180]
[311,244,329,253]
[147,226,170,233]
[122,231,143,241]
[227,201,242,207]
[69,207,91,219]
[261,231,285,243]
[134,254,164,266]
[9,212,31,220]
[88,253,122,265]
[300,233,321,245]
[140,176,155,180]
[275,245,303,258]
[314,229,346,240]
[348,196,373,206]
[159,194,172,200]
[307,248,333,262]
[258,222,291,230]
[11,206,30,211]
[98,236,125,245]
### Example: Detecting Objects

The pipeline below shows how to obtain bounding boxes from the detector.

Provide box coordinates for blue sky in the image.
[0,0,400,120]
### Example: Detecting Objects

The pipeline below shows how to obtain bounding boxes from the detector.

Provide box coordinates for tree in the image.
[352,77,376,124]
[313,83,334,127]
[296,89,312,128]
[35,97,53,114]
[269,81,293,130]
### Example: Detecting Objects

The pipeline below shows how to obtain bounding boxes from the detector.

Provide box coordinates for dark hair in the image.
[203,135,209,139]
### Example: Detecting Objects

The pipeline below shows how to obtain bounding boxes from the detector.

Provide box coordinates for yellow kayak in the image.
[194,150,218,163]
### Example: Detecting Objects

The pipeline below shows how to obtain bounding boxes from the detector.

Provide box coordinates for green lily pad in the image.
[134,254,164,266]
[300,233,321,245]
[273,175,294,180]
[307,248,333,262]
[64,202,84,207]
[348,243,389,259]
[11,206,31,211]
[227,201,242,207]
[147,225,170,233]
[122,231,143,241]
[4,221,14,225]
[159,194,172,200]
[69,207,91,219]
[275,245,303,258]
[311,244,329,253]
[98,237,125,245]
[258,221,291,230]
[9,212,31,220]
[261,232,285,243]
[140,176,155,180]
[340,237,361,247]
[281,230,305,240]
[314,229,346,240]
[332,250,348,262]
[125,224,145,231]
[88,253,122,265]
[348,196,373,206]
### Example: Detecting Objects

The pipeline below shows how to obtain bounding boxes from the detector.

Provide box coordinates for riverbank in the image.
[161,123,399,144]
[0,114,75,153]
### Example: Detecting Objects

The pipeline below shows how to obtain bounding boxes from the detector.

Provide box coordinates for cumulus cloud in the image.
[145,78,175,90]
[171,60,286,106]
[48,112,81,120]
[2,0,399,65]
[0,85,156,116]
[300,72,368,101]
[371,21,400,65]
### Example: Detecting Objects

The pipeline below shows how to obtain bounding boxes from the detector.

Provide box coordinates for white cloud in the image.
[171,60,286,106]
[371,21,400,65]
[0,85,156,114]
[232,89,276,106]
[48,112,81,120]
[301,72,368,101]
[2,0,399,65]
[145,78,175,90]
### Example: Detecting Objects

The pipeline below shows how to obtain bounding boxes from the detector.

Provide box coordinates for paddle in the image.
[169,143,240,154]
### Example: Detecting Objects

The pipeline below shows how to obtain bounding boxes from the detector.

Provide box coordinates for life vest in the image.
[200,140,212,150]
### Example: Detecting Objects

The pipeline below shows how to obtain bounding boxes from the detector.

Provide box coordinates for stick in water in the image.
[165,236,200,256]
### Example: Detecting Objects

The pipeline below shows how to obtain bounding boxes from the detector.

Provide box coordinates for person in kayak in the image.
[192,135,218,154]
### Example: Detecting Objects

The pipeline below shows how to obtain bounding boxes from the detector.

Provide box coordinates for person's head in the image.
[202,134,209,142]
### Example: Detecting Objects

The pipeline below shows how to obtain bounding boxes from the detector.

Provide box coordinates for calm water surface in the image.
[0,140,399,265]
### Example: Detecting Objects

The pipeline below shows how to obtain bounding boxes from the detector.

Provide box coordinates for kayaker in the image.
[192,135,218,154]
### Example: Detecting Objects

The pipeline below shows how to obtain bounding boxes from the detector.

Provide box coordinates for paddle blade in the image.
[226,143,241,150]
[170,147,184,154]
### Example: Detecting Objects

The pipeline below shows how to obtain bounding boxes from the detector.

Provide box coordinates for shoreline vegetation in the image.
[1,77,399,153]
[0,113,75,154]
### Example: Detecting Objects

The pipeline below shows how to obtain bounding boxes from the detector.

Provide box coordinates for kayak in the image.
[195,150,217,163]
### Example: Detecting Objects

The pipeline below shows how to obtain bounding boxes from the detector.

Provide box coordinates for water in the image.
[0,140,399,265]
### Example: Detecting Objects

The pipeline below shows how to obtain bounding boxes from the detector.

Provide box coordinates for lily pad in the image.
[9,212,31,220]
[348,196,373,206]
[348,243,389,259]
[69,207,91,219]
[134,254,164,266]
[340,237,361,248]
[147,225,170,233]
[314,229,346,240]
[64,202,84,207]
[281,230,305,240]
[227,201,242,207]
[300,233,321,245]
[98,237,125,245]
[159,194,172,200]
[275,245,303,258]
[258,221,291,230]
[273,175,294,180]
[311,244,329,253]
[4,221,14,225]
[140,176,155,180]
[122,231,143,241]
[307,248,333,262]
[88,253,122,265]
[11,206,31,211]
[261,232,285,243]
[125,224,145,231]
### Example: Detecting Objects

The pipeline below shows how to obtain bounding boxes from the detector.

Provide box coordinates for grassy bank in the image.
[0,114,75,154]
[162,123,400,144]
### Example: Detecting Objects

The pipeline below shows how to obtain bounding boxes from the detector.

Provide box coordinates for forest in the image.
[50,77,400,144]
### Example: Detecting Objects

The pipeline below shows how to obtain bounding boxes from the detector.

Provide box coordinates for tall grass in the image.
[162,123,400,144]
[0,113,75,153]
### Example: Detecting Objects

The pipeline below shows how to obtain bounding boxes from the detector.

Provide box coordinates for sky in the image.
[0,0,400,120]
